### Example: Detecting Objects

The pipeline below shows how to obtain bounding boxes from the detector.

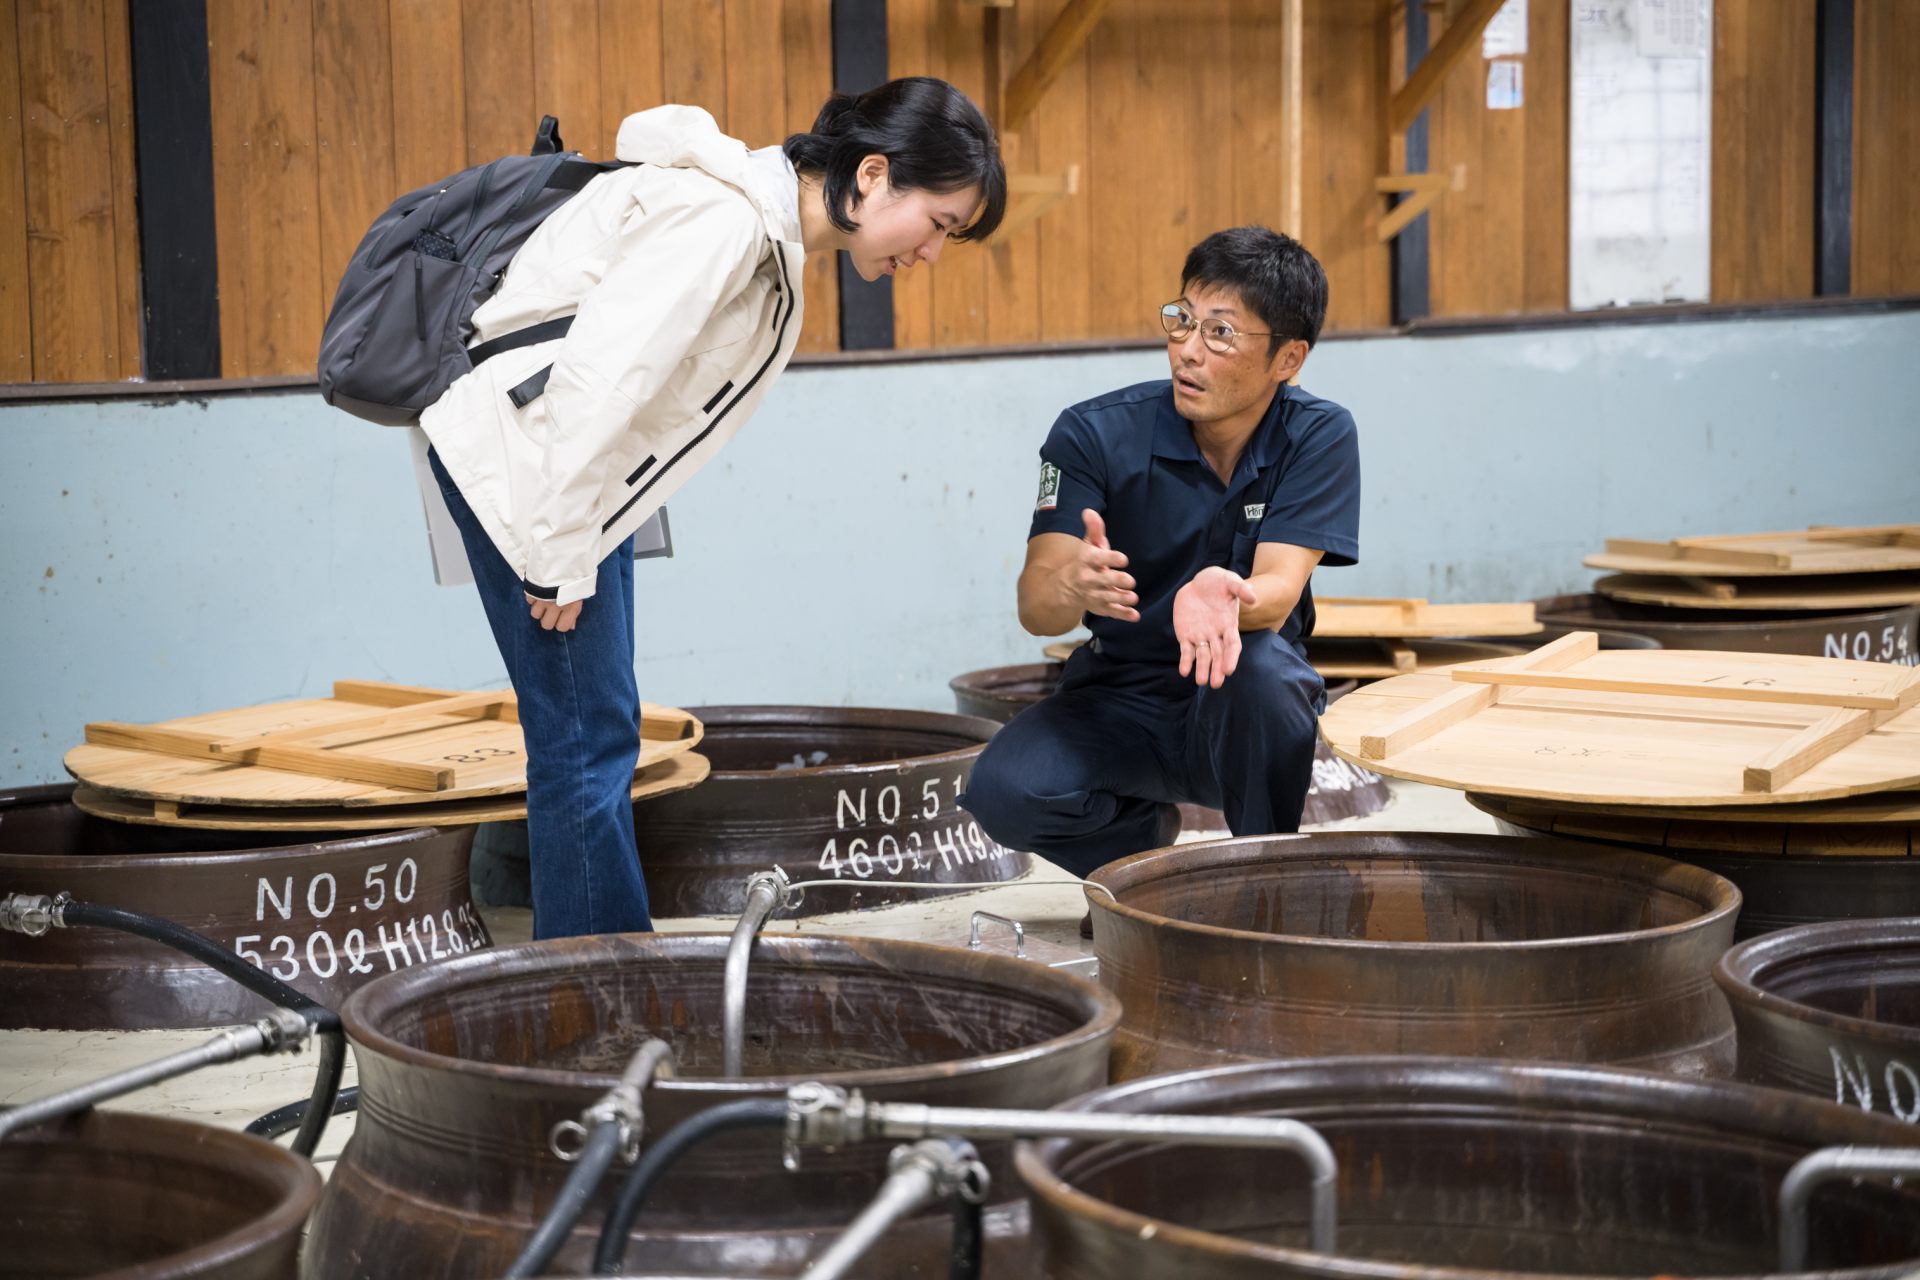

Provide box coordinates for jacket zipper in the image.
[601,243,795,533]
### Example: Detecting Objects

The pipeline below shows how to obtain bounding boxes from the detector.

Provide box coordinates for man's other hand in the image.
[1067,509,1140,622]
[1174,566,1256,687]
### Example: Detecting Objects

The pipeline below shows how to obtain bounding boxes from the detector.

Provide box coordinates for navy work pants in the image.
[963,634,1326,879]
[428,448,653,939]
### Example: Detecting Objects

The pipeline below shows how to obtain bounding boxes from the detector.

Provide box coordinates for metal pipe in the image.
[785,1084,1339,1254]
[804,1138,988,1280]
[722,867,790,1078]
[1778,1145,1920,1271]
[0,1008,310,1142]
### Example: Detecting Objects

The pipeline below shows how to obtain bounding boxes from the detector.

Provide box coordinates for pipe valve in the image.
[1,891,70,937]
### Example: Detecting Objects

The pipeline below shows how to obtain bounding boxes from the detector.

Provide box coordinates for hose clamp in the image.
[744,865,801,913]
[891,1138,991,1205]
[550,1040,676,1164]
[0,891,69,937]
[256,1007,313,1054]
[784,1082,860,1170]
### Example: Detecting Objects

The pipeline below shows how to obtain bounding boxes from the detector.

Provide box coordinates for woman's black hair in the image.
[784,76,1006,243]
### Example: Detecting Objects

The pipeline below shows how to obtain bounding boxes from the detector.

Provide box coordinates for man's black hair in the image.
[1180,226,1329,358]
[784,76,1006,242]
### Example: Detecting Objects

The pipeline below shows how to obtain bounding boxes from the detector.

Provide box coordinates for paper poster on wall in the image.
[1568,0,1712,310]
[1488,60,1524,109]
[1635,0,1709,56]
[1483,0,1528,57]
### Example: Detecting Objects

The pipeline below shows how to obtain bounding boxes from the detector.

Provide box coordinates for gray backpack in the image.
[318,117,628,425]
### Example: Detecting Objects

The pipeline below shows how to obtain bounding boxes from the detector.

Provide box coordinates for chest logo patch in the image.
[1036,461,1062,512]
[1244,503,1266,522]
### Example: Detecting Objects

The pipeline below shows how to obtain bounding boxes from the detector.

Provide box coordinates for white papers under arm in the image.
[409,426,475,587]
[632,507,673,562]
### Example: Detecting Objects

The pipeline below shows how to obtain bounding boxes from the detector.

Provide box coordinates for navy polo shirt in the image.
[1027,379,1360,665]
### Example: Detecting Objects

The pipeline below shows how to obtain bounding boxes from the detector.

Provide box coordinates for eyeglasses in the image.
[1159,301,1275,355]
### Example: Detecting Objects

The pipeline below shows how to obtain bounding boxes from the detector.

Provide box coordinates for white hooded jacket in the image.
[417,106,806,605]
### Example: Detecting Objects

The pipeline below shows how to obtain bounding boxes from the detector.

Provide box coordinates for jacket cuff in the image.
[522,575,597,607]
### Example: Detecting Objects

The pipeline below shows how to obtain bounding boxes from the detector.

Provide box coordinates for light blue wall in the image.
[5,309,1916,785]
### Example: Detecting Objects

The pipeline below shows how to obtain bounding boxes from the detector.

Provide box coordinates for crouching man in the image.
[964,227,1360,879]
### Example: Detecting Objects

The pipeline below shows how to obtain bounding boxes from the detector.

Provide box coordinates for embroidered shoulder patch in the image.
[1036,461,1062,511]
[1244,503,1266,521]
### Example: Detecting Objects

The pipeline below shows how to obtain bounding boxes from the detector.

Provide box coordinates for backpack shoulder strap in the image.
[531,115,564,156]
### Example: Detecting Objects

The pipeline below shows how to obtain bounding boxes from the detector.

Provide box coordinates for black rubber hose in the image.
[290,1027,347,1158]
[593,1099,790,1275]
[502,1120,626,1279]
[57,900,340,1032]
[949,1188,983,1280]
[246,1086,362,1139]
[53,899,344,1153]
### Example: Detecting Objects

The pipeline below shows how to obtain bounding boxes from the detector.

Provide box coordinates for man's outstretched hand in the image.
[1173,566,1256,688]
[1067,509,1140,622]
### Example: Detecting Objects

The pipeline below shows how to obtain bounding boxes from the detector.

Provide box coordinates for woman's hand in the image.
[527,597,584,632]
[1173,566,1256,688]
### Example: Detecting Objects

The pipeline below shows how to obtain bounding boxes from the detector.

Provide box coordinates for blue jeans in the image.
[427,448,653,938]
[963,633,1327,879]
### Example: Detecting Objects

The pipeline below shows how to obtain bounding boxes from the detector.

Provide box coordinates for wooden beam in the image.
[1375,172,1451,194]
[1675,576,1738,601]
[1388,0,1508,135]
[1448,667,1918,712]
[334,679,523,724]
[1001,0,1114,134]
[995,166,1082,237]
[207,690,515,753]
[1744,706,1888,793]
[1604,537,1791,569]
[1377,186,1442,242]
[1360,631,1598,760]
[84,721,455,791]
[1283,0,1304,239]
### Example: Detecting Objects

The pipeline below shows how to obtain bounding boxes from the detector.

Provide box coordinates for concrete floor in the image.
[0,779,1497,1171]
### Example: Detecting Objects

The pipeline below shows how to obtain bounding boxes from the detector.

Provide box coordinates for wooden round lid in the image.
[1319,638,1920,806]
[71,752,711,830]
[65,682,702,809]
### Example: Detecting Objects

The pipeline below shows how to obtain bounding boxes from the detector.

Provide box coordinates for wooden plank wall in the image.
[1853,0,1920,297]
[1427,0,1816,315]
[1427,0,1569,317]
[2,0,141,382]
[888,0,1394,348]
[7,1,1920,385]
[1711,0,1815,303]
[202,0,837,379]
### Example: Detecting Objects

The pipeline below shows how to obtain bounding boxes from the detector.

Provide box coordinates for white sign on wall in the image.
[1568,0,1713,310]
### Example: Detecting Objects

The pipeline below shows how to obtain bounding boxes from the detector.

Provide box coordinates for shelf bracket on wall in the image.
[1387,0,1507,136]
[996,166,1083,239]
[1380,0,1504,319]
[1375,166,1466,243]
[998,0,1115,136]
